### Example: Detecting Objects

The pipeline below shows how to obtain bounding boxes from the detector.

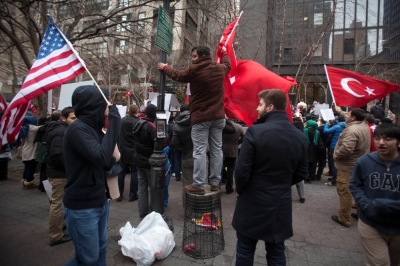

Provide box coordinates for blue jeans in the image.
[236,232,286,266]
[117,162,138,198]
[63,200,110,266]
[191,119,225,189]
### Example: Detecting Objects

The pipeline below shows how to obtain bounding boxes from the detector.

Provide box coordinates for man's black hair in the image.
[192,46,210,57]
[380,118,393,124]
[50,111,61,121]
[364,114,375,124]
[376,101,382,105]
[180,103,190,112]
[374,124,400,142]
[61,107,75,120]
[349,108,366,121]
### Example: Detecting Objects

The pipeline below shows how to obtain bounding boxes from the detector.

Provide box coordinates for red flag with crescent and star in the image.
[325,66,400,107]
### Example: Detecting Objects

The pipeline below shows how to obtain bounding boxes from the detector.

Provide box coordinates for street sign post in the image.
[155,5,173,55]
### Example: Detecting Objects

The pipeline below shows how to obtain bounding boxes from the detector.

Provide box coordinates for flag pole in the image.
[47,15,110,105]
[324,65,336,105]
[223,11,243,47]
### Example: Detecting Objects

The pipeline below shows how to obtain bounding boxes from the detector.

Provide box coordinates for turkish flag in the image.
[217,14,293,125]
[224,60,293,125]
[325,66,400,107]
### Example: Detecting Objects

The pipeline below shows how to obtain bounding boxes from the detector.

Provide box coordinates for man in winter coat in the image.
[117,104,139,202]
[323,114,346,185]
[63,86,120,265]
[331,107,370,228]
[350,124,400,265]
[232,89,308,265]
[170,104,193,188]
[222,120,244,194]
[158,46,230,194]
[370,101,385,120]
[46,107,76,246]
[132,104,157,219]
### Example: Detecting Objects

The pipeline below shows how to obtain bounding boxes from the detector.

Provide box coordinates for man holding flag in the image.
[157,46,230,194]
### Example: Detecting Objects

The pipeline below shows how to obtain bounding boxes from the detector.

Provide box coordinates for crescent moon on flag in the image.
[340,78,365,97]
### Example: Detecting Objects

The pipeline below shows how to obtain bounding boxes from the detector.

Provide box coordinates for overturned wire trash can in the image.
[182,185,224,259]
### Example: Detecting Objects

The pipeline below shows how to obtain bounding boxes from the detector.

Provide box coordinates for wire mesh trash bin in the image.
[182,185,224,259]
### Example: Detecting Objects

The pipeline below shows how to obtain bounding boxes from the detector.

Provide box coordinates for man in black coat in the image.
[46,107,76,246]
[117,104,139,202]
[370,101,385,120]
[133,104,157,219]
[232,89,308,265]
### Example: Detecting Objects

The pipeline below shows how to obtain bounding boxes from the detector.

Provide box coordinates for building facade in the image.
[239,0,400,114]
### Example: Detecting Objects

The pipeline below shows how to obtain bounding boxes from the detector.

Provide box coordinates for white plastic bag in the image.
[118,211,175,266]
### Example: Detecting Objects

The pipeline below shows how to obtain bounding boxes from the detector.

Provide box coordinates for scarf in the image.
[303,120,320,146]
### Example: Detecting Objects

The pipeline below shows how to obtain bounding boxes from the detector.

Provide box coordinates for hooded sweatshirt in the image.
[63,86,120,209]
[350,152,400,235]
[170,110,193,160]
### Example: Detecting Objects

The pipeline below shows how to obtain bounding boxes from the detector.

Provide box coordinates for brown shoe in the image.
[323,171,332,176]
[331,215,350,228]
[184,185,205,195]
[211,185,220,191]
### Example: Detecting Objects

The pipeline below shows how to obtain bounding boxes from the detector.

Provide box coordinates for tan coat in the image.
[223,122,244,158]
[333,121,370,172]
[21,125,41,161]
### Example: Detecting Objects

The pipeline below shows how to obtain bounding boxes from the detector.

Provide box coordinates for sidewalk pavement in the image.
[0,149,365,266]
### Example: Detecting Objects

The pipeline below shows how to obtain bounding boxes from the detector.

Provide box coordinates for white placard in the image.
[43,180,52,201]
[148,92,158,106]
[314,103,329,116]
[116,105,127,118]
[58,80,94,110]
[320,109,335,121]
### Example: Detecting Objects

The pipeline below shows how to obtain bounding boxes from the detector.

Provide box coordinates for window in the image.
[138,12,146,30]
[99,42,108,57]
[187,0,198,15]
[185,12,197,37]
[85,0,109,13]
[201,12,208,29]
[115,39,129,54]
[344,38,354,54]
[82,19,107,34]
[117,15,130,32]
[119,0,133,8]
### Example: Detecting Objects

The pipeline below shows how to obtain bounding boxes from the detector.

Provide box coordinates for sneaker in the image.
[325,182,336,186]
[184,185,205,195]
[172,173,176,177]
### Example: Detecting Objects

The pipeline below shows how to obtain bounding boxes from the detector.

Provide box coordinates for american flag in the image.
[0,16,85,147]
[0,93,7,112]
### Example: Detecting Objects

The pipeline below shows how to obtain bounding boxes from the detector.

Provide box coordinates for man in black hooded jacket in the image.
[62,86,120,265]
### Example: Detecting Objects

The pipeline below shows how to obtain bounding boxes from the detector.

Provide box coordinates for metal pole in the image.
[149,0,173,231]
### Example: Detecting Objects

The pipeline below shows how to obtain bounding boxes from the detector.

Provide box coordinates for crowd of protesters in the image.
[5,45,400,265]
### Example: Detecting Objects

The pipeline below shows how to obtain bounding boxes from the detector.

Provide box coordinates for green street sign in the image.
[155,5,173,55]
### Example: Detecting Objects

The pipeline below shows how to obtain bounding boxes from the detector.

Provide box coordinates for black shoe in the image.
[331,215,350,228]
[327,177,333,181]
[306,178,312,184]
[49,235,71,246]
[300,198,305,203]
[116,196,123,202]
[351,213,358,219]
[315,176,321,181]
[128,196,138,202]
[176,178,181,181]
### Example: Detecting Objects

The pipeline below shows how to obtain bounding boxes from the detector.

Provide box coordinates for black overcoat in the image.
[232,110,308,243]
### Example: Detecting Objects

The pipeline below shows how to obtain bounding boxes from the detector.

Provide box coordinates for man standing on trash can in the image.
[157,46,230,194]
